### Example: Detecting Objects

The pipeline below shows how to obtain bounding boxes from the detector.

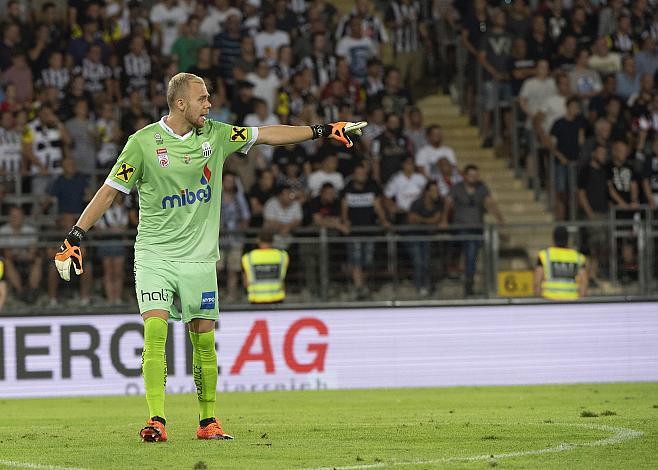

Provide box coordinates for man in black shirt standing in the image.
[577,143,610,284]
[341,164,390,299]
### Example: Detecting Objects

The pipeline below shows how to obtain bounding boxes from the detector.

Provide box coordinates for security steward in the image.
[241,230,289,304]
[534,226,588,300]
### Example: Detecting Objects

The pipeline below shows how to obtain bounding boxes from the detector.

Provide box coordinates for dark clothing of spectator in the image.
[526,33,554,62]
[608,162,639,204]
[643,152,658,203]
[303,195,340,226]
[374,87,412,117]
[479,31,513,80]
[213,31,243,85]
[318,141,363,178]
[578,164,610,214]
[67,37,106,66]
[342,179,383,226]
[372,132,414,185]
[230,96,256,126]
[450,181,490,227]
[550,116,587,161]
[508,56,536,96]
[49,172,89,214]
[272,145,306,171]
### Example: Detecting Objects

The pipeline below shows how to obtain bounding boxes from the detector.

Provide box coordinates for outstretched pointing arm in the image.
[256,122,367,148]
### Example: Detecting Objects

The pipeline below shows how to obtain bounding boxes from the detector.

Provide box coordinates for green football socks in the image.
[142,316,168,420]
[189,329,218,421]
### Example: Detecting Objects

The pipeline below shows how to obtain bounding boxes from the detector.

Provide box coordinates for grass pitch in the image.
[0,382,656,469]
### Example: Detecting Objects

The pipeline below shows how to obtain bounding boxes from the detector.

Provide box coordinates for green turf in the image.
[0,382,656,469]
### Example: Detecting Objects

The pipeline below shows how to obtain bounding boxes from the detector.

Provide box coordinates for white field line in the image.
[0,461,86,470]
[303,423,644,470]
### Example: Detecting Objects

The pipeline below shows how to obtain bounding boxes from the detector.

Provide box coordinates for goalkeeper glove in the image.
[54,225,86,281]
[310,121,368,148]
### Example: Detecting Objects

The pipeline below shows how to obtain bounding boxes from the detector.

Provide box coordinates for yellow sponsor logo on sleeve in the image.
[115,163,136,183]
[229,126,247,142]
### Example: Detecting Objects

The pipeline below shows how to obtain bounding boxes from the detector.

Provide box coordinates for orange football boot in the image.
[196,418,233,440]
[140,419,168,442]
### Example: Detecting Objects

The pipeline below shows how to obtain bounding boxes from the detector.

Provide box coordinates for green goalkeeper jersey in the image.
[105,117,258,262]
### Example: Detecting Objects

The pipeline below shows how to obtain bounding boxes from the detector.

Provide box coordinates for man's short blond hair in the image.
[166,72,205,109]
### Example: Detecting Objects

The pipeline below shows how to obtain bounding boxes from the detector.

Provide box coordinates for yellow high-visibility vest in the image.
[241,248,289,304]
[538,247,586,300]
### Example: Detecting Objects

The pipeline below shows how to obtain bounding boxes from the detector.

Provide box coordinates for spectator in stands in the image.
[96,102,122,170]
[2,51,33,106]
[0,205,42,304]
[478,8,512,148]
[588,74,620,122]
[404,106,427,153]
[231,80,256,126]
[609,14,636,55]
[580,118,612,168]
[616,55,640,103]
[507,37,536,98]
[519,59,556,129]
[204,0,241,40]
[589,36,622,75]
[537,72,571,139]
[61,74,93,120]
[569,48,602,103]
[96,194,129,305]
[552,34,578,71]
[308,152,344,197]
[0,23,21,72]
[545,1,567,43]
[526,13,554,62]
[361,106,385,152]
[120,88,153,136]
[214,14,244,87]
[171,16,207,73]
[67,20,106,67]
[76,43,110,98]
[301,182,347,296]
[384,155,427,223]
[274,0,300,39]
[371,112,414,186]
[435,157,463,198]
[376,67,412,117]
[263,183,302,249]
[244,98,279,166]
[122,35,152,97]
[341,163,390,299]
[605,96,629,142]
[302,33,337,91]
[276,152,308,203]
[544,97,586,220]
[0,110,22,182]
[336,16,377,84]
[578,143,611,285]
[635,36,658,78]
[640,137,658,209]
[219,172,250,302]
[22,104,70,204]
[415,124,457,180]
[246,59,280,119]
[232,37,257,83]
[385,0,425,87]
[607,140,640,282]
[508,0,532,39]
[598,0,626,38]
[149,0,188,56]
[248,169,275,228]
[364,58,385,101]
[40,51,70,99]
[628,73,655,108]
[335,0,388,50]
[566,6,595,49]
[445,164,504,296]
[65,99,98,177]
[406,181,446,296]
[254,11,290,61]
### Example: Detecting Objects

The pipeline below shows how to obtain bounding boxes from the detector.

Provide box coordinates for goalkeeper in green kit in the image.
[53,73,366,442]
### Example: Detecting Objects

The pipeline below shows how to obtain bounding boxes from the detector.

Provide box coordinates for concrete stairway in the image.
[417,94,554,267]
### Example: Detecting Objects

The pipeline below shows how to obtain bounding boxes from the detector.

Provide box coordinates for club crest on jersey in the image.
[154,133,163,145]
[202,141,212,158]
[184,154,191,164]
[230,126,247,142]
[156,148,169,167]
[200,164,212,184]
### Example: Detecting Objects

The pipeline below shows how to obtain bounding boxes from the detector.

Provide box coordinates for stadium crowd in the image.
[0,0,657,308]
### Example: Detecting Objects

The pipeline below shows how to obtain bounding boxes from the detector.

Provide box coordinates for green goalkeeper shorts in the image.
[134,258,219,323]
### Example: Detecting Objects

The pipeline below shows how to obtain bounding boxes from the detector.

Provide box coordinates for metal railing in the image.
[0,218,655,313]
